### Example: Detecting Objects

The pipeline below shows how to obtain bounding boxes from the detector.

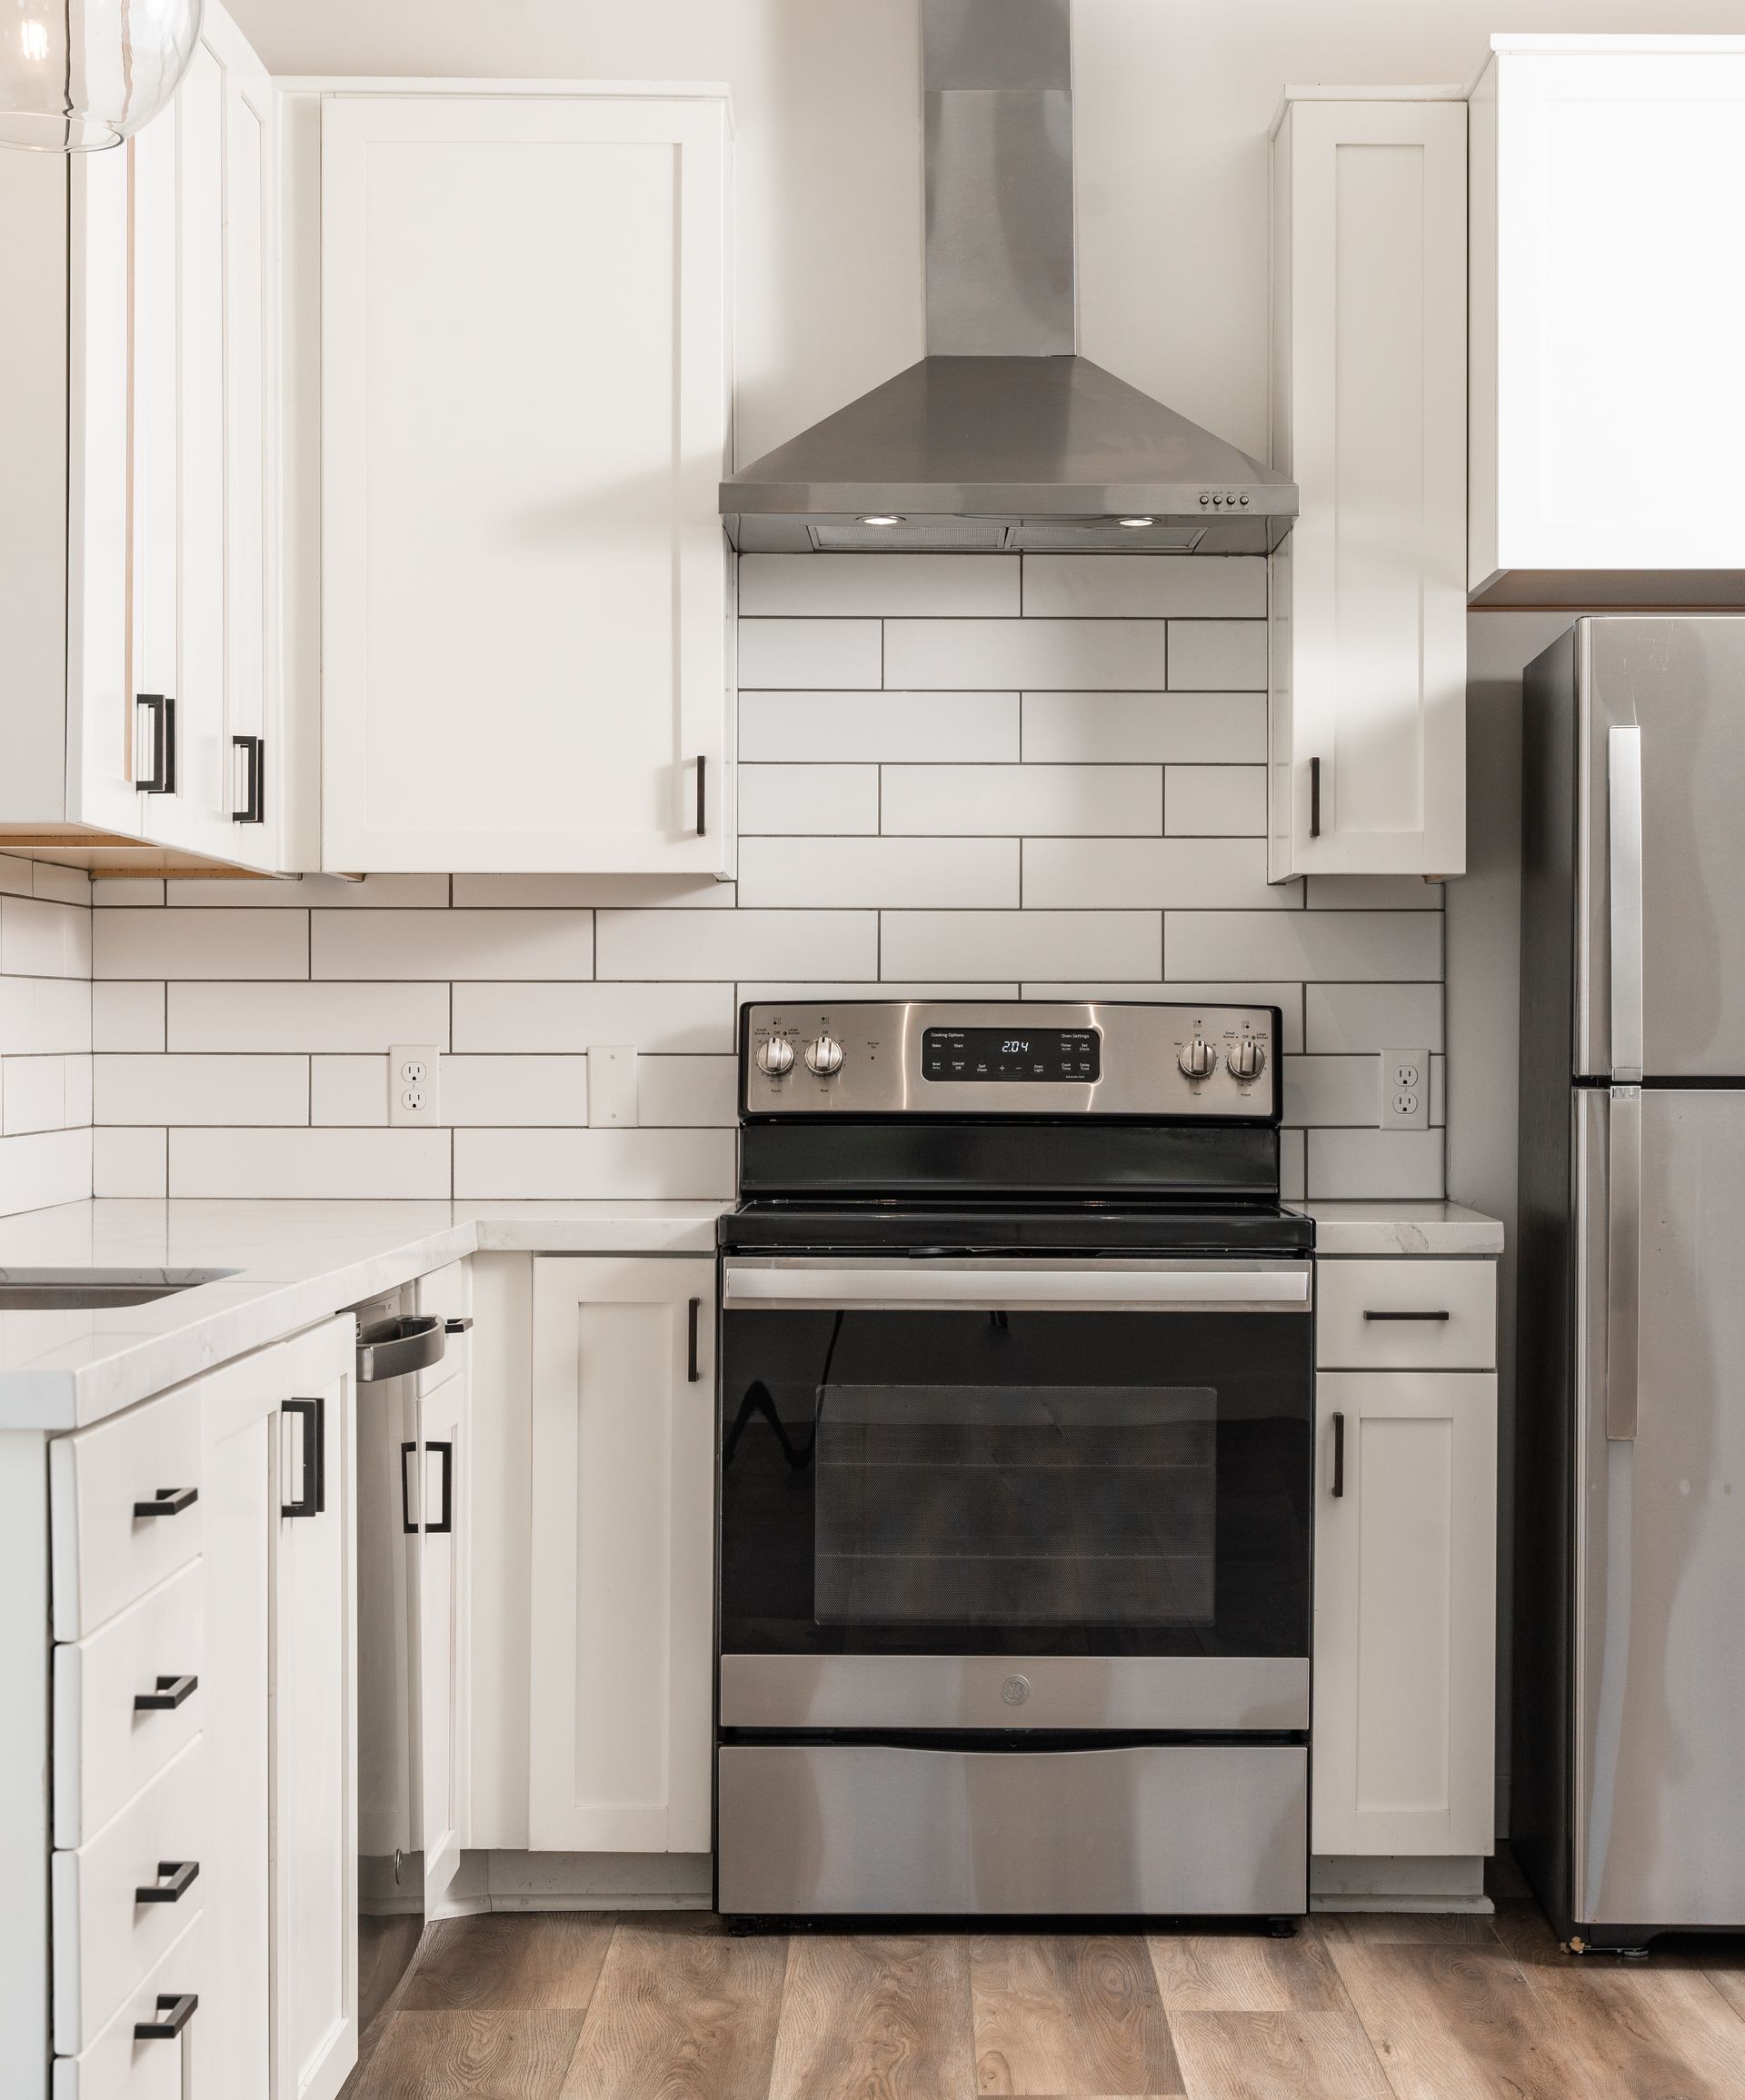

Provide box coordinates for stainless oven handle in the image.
[722,1259,1310,1313]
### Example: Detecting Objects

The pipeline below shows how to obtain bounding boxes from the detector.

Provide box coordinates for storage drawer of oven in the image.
[717,1741,1308,1916]
[719,1653,1309,1733]
[723,1256,1311,1314]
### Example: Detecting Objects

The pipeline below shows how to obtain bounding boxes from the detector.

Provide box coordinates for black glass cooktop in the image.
[719,1201,1313,1257]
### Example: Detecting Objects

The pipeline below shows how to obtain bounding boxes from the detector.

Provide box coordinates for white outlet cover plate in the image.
[389,1043,443,1128]
[588,1045,638,1128]
[1380,1047,1430,1130]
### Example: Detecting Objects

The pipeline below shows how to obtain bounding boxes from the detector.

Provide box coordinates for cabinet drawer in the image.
[1316,1259,1495,1369]
[55,1561,205,1847]
[54,1736,206,2055]
[50,1386,204,1639]
[53,1913,203,2100]
[414,1259,471,1397]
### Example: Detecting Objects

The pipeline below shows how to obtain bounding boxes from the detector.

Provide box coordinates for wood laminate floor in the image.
[349,1875,1745,2100]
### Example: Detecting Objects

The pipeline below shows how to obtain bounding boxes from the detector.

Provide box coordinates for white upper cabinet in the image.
[0,0,282,872]
[1269,95,1468,880]
[318,88,733,873]
[1470,38,1745,602]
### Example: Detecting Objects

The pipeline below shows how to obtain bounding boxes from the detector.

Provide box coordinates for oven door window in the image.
[720,1305,1311,1660]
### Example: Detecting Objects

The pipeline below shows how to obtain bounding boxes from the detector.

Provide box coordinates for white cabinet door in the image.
[1312,1370,1497,1856]
[1471,39,1745,596]
[320,89,732,873]
[1269,96,1467,879]
[273,1319,357,2100]
[529,1257,714,1852]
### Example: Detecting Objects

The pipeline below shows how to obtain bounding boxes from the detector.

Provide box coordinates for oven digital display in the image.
[922,1026,1102,1083]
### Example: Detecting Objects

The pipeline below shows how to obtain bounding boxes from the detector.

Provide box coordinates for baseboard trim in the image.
[432,1849,713,1919]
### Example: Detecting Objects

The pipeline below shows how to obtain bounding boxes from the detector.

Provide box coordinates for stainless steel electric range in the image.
[715,1000,1314,1926]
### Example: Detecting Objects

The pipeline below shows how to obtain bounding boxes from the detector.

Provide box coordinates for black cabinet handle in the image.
[425,1440,454,1534]
[282,1397,325,1518]
[135,1859,199,1904]
[1309,754,1321,839]
[134,1486,197,1519]
[1363,1309,1451,1322]
[135,1992,198,2040]
[687,1296,702,1383]
[1331,1412,1345,1498]
[696,754,708,837]
[135,1673,198,1712]
[443,1316,473,1334]
[135,693,176,794]
[231,733,265,823]
[401,1440,418,1533]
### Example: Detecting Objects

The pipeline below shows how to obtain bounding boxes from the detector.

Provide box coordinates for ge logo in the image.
[1000,1675,1032,1707]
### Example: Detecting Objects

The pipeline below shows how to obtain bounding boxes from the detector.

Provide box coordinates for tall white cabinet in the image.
[1268,93,1468,880]
[316,86,733,873]
[1470,36,1745,603]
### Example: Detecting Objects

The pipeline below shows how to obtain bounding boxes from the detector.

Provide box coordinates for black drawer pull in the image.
[231,733,265,822]
[1331,1412,1345,1498]
[687,1296,702,1383]
[136,1859,199,1904]
[1363,1309,1451,1322]
[135,1673,198,1712]
[1309,754,1321,838]
[425,1440,454,1535]
[134,1486,197,1519]
[696,753,708,837]
[135,1992,198,2040]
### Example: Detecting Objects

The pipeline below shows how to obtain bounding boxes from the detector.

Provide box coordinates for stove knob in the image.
[804,1033,844,1077]
[1178,1037,1219,1080]
[755,1036,794,1078]
[1229,1036,1267,1080]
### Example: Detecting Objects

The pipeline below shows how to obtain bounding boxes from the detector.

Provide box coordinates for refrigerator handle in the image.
[1609,723,1645,1085]
[1607,1084,1641,1441]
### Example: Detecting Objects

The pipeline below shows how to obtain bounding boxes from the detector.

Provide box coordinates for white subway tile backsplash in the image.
[738,619,882,689]
[737,764,879,836]
[882,911,1160,982]
[65,1054,92,1127]
[739,553,1019,617]
[165,873,449,909]
[1022,838,1296,911]
[882,765,1161,837]
[0,1126,91,1218]
[170,1127,453,1199]
[637,1056,738,1128]
[1306,1129,1444,1199]
[1282,1055,1378,1129]
[1304,875,1445,911]
[1164,765,1268,837]
[1,976,93,1056]
[3,894,95,979]
[1280,1129,1306,1201]
[1,1056,68,1136]
[451,874,733,909]
[885,618,1169,692]
[739,692,1019,763]
[737,981,1019,1006]
[93,1126,167,1199]
[451,981,733,1055]
[92,981,164,1054]
[1167,621,1269,691]
[310,1056,386,1126]
[1022,556,1266,620]
[96,907,307,981]
[1303,981,1446,1054]
[313,910,593,981]
[1021,692,1267,765]
[441,1056,591,1127]
[0,856,33,898]
[31,863,93,905]
[595,910,878,983]
[453,1127,735,1199]
[167,980,452,1053]
[91,878,165,906]
[94,1054,310,1127]
[738,837,1018,910]
[1167,911,1441,983]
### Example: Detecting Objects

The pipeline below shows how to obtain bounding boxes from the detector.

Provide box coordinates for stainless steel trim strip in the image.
[722,1255,1310,1314]
[1605,1085,1641,1441]
[719,1653,1310,1733]
[1609,723,1645,1084]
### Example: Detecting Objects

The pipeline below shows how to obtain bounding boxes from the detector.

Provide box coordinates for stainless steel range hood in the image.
[720,0,1295,556]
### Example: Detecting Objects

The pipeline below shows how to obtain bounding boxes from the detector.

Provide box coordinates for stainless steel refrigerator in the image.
[1516,615,1745,1952]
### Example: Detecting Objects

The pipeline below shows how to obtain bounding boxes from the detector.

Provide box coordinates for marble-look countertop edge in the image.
[1290,1200,1506,1256]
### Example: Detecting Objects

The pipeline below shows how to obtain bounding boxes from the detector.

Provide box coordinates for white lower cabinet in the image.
[1312,1368,1498,1856]
[528,1257,715,1853]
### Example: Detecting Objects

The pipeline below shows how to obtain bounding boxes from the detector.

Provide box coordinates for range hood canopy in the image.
[721,0,1295,555]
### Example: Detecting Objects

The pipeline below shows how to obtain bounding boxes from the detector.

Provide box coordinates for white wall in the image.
[234,0,1745,470]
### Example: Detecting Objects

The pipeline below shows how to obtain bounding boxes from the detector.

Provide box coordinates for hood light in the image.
[1115,516,1155,529]
[858,514,904,527]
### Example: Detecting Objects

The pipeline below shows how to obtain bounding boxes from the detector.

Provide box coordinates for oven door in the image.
[719,1255,1313,1734]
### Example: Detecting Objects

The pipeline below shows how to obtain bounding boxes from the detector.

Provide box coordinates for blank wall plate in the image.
[389,1044,443,1128]
[588,1045,638,1128]
[1380,1048,1430,1130]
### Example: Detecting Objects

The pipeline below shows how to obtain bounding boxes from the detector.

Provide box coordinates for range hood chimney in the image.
[720,0,1296,555]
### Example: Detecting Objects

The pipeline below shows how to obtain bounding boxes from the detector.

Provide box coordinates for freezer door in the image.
[1574,1087,1745,1928]
[1577,617,1745,1079]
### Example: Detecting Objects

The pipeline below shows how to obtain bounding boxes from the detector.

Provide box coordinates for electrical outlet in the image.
[1380,1048,1429,1130]
[389,1044,443,1128]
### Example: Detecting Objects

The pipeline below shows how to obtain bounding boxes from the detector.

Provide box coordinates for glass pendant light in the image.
[1,0,204,152]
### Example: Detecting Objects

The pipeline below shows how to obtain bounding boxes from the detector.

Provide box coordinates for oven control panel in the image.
[740,1000,1280,1120]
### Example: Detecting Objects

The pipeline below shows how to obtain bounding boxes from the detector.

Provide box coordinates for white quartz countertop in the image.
[1290,1200,1505,1256]
[0,1199,729,1431]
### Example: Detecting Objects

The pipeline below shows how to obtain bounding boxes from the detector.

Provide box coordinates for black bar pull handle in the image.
[687,1296,702,1383]
[281,1397,325,1518]
[424,1440,454,1534]
[135,693,177,794]
[134,1486,197,1519]
[1309,754,1321,839]
[1331,1412,1346,1498]
[135,1993,198,2041]
[231,733,265,823]
[696,754,708,837]
[135,1673,198,1712]
[1363,1309,1451,1322]
[402,1440,418,1533]
[135,1859,199,1904]
[443,1316,473,1334]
